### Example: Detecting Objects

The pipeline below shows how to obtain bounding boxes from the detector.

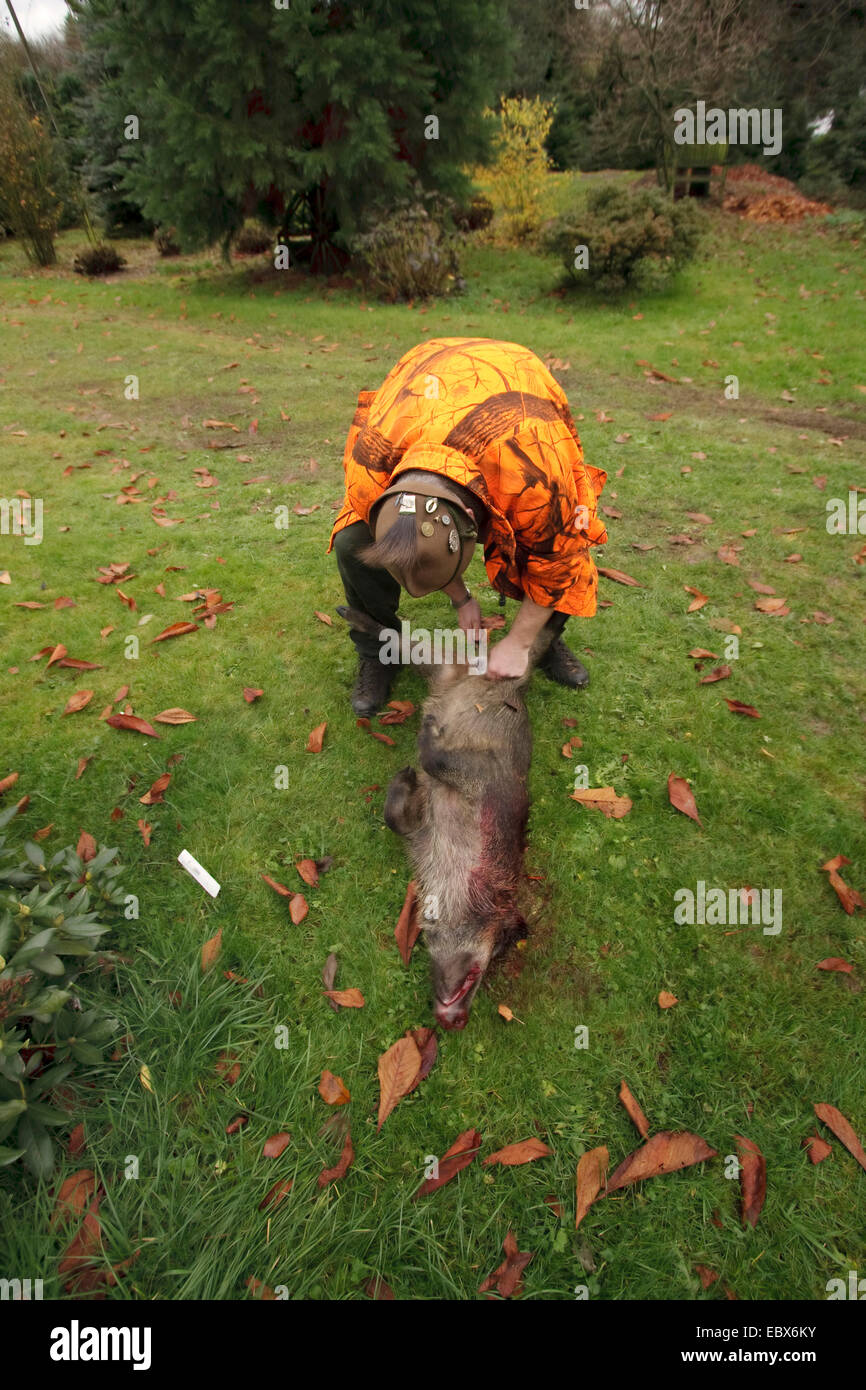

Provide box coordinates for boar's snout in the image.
[435,1001,469,1030]
[431,951,483,1030]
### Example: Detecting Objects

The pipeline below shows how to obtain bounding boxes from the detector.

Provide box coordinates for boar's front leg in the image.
[384,765,426,836]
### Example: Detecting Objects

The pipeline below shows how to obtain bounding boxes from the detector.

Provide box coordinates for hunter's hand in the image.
[485,634,530,680]
[455,597,482,633]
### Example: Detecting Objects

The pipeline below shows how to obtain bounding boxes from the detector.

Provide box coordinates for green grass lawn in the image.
[0,197,864,1301]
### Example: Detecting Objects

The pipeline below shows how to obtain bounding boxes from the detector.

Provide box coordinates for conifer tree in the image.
[72,0,508,265]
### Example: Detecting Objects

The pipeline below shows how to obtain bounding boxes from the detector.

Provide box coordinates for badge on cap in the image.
[420,521,435,536]
[440,512,451,525]
[398,493,416,514]
[424,497,438,513]
[448,529,459,552]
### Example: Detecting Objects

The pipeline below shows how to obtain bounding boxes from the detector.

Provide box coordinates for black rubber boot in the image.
[351,657,396,717]
[538,637,590,689]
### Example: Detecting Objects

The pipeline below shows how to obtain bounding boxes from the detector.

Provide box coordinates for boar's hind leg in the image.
[384,766,426,836]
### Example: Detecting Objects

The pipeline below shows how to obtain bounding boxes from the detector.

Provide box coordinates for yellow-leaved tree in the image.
[481,96,555,245]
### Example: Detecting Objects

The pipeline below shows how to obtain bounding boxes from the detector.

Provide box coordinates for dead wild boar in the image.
[337,605,555,1030]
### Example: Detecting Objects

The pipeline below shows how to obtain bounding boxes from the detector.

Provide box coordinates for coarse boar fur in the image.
[338,605,556,1029]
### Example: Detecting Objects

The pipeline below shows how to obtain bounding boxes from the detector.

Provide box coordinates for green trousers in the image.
[334,521,569,661]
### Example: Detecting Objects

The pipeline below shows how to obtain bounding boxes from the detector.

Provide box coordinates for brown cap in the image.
[369,479,478,597]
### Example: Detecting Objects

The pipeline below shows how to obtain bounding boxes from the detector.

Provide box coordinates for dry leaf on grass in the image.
[296,858,319,887]
[684,586,709,612]
[735,1134,766,1227]
[306,721,327,753]
[51,1170,96,1229]
[699,665,732,684]
[318,1128,354,1187]
[318,1071,350,1106]
[618,1080,650,1138]
[725,698,761,718]
[200,929,222,971]
[576,1145,609,1229]
[478,1229,534,1299]
[259,1179,293,1209]
[813,1103,866,1173]
[151,621,198,642]
[413,1128,482,1199]
[394,880,420,964]
[377,1035,422,1130]
[262,1133,292,1159]
[570,786,632,819]
[106,713,161,738]
[597,566,643,588]
[820,855,864,915]
[801,1134,832,1165]
[62,690,93,716]
[606,1131,717,1191]
[667,774,701,826]
[154,708,197,724]
[323,987,365,1008]
[482,1138,552,1167]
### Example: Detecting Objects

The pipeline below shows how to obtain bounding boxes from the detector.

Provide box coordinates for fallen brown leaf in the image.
[317,1128,354,1187]
[725,699,761,718]
[619,1080,650,1138]
[62,690,94,716]
[576,1146,609,1229]
[597,566,643,588]
[482,1138,552,1168]
[377,1035,422,1130]
[667,774,702,826]
[262,1133,292,1159]
[394,880,420,964]
[413,1127,482,1198]
[306,721,327,753]
[607,1131,717,1191]
[735,1134,766,1227]
[106,713,161,738]
[820,855,864,915]
[318,1070,350,1106]
[813,1102,866,1173]
[201,929,222,971]
[323,987,365,1008]
[570,786,632,819]
[479,1229,534,1299]
[801,1134,832,1164]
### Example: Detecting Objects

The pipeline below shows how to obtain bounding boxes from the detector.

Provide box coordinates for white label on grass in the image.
[177,849,220,897]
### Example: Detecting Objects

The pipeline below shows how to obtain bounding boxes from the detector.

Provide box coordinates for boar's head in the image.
[426,906,528,1030]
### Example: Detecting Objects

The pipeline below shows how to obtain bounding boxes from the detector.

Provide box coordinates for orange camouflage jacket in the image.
[327,337,607,615]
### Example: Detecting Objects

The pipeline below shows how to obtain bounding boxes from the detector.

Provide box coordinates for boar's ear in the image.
[494,910,529,957]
